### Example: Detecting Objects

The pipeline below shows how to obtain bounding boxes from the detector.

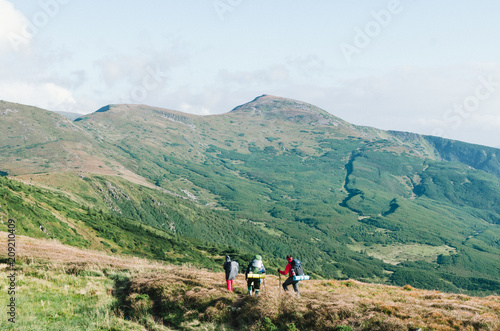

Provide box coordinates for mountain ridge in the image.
[1,96,500,294]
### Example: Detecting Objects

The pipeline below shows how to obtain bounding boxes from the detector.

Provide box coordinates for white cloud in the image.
[472,114,500,129]
[94,45,188,89]
[165,83,269,116]
[0,82,76,111]
[286,54,329,78]
[171,85,227,115]
[0,0,31,53]
[218,65,290,87]
[94,55,150,88]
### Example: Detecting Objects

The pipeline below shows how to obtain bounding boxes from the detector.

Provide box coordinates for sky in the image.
[1,0,499,147]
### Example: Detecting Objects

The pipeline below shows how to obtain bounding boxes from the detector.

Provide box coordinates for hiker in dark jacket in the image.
[223,255,239,291]
[245,255,265,296]
[278,255,299,296]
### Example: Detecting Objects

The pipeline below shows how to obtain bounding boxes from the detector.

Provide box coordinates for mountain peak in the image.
[231,94,317,113]
[230,94,343,126]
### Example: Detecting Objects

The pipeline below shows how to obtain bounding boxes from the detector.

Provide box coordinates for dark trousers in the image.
[247,278,261,290]
[282,277,299,293]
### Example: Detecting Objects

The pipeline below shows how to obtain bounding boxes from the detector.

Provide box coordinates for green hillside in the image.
[1,95,499,294]
[0,175,249,269]
[2,234,498,330]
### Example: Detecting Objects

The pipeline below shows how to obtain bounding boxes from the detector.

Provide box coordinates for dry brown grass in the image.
[1,233,499,330]
[128,269,500,330]
[0,232,169,274]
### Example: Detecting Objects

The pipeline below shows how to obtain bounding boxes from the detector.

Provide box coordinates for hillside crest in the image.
[228,94,344,126]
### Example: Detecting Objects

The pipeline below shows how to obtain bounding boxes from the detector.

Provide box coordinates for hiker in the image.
[223,255,239,292]
[245,255,266,296]
[278,255,300,297]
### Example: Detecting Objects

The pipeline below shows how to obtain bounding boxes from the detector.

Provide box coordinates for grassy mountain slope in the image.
[1,96,500,294]
[0,100,154,188]
[0,100,104,175]
[0,175,256,269]
[1,235,499,330]
[389,131,500,178]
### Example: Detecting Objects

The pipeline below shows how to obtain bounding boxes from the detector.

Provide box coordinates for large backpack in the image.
[291,259,304,276]
[228,261,239,280]
[250,255,263,273]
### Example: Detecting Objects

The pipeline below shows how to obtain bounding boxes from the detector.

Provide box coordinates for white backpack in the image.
[252,259,262,269]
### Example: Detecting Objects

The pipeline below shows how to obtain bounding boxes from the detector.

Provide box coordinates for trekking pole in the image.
[278,274,281,297]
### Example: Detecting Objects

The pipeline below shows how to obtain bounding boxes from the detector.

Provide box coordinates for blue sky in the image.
[1,0,499,147]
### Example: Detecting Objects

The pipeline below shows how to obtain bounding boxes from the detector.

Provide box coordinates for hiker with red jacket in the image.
[278,255,300,297]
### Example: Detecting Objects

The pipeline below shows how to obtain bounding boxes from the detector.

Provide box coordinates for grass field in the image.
[0,234,165,330]
[1,233,499,330]
[347,243,457,265]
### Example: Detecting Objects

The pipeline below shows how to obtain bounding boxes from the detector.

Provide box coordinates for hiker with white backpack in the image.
[245,255,266,297]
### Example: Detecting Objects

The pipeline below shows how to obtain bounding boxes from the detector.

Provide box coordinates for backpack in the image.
[228,261,239,280]
[291,259,304,276]
[250,259,262,273]
[249,255,264,273]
